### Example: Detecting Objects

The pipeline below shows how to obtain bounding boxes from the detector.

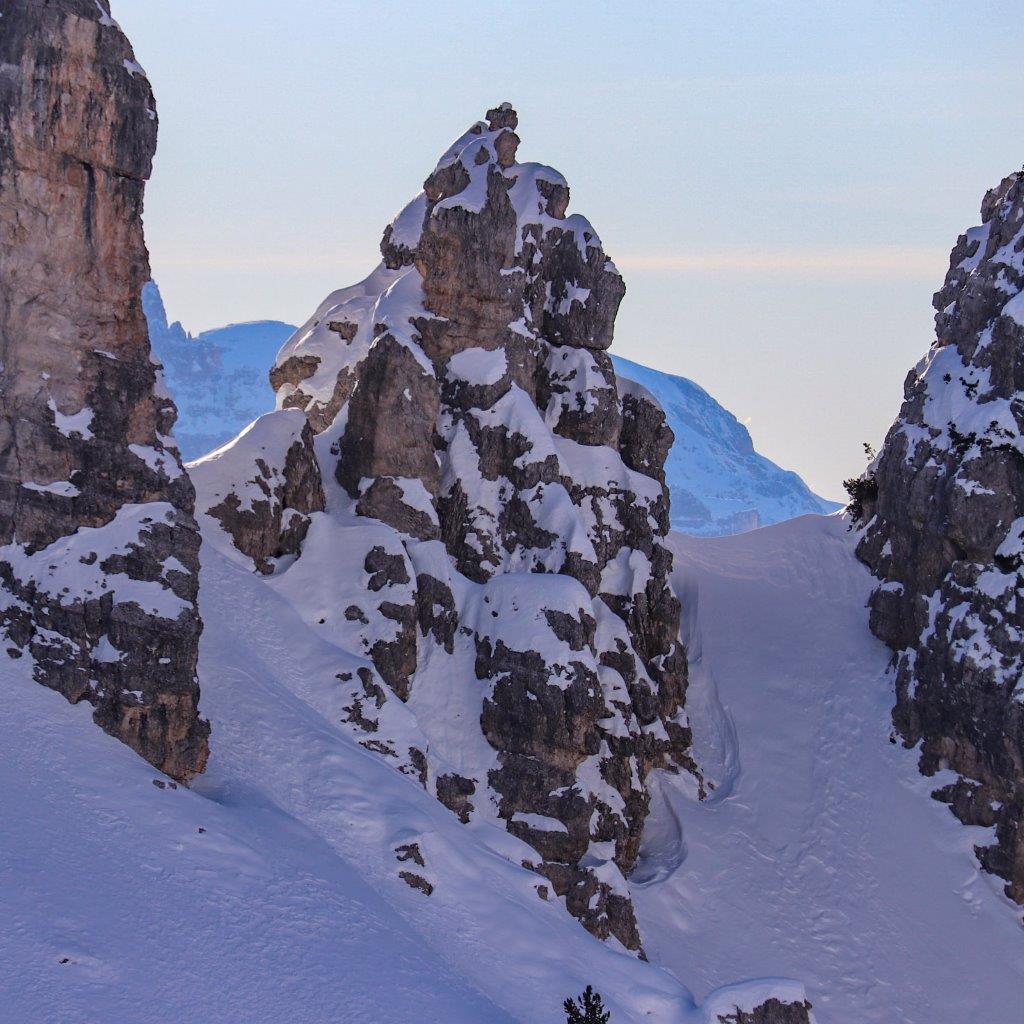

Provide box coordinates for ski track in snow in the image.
[634,513,1024,1024]
[0,554,519,1024]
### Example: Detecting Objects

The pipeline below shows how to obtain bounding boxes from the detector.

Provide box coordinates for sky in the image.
[113,0,1024,500]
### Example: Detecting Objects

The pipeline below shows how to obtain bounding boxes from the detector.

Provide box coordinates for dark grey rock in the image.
[854,168,1024,904]
[253,105,694,951]
[716,998,814,1024]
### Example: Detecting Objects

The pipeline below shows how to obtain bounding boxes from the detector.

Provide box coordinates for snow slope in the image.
[612,357,839,535]
[1,536,807,1024]
[5,501,1020,1021]
[633,515,1024,1023]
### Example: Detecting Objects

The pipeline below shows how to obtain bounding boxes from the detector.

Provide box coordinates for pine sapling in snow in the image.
[563,986,611,1024]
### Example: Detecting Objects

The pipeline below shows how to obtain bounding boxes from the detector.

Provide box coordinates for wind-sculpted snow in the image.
[0,0,207,780]
[853,169,1024,905]
[612,357,840,535]
[0,544,812,1023]
[189,411,325,575]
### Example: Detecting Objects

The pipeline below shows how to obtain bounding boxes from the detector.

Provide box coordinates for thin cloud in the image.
[154,249,372,271]
[615,244,947,278]
[155,244,948,279]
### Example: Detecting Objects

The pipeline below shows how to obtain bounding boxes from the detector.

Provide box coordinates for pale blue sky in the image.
[114,0,1024,499]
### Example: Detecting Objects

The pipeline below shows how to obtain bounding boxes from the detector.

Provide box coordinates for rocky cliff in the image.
[0,0,208,781]
[853,170,1024,902]
[193,104,693,950]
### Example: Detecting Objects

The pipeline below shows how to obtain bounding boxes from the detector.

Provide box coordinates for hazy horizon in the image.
[114,0,1024,500]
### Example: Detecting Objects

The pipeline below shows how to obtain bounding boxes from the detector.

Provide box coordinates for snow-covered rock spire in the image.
[194,104,694,949]
[853,168,1024,903]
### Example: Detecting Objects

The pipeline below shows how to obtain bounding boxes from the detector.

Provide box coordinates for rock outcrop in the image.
[196,105,693,949]
[0,0,208,780]
[853,169,1024,902]
[191,411,325,574]
[715,998,813,1024]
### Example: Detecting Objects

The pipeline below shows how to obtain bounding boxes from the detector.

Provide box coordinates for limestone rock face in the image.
[202,105,692,949]
[854,170,1024,902]
[0,0,208,781]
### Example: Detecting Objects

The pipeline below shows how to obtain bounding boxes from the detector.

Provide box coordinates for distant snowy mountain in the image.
[143,282,293,461]
[612,356,840,535]
[146,287,835,535]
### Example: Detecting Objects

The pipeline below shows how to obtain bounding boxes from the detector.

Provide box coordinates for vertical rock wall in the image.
[0,0,208,781]
[854,170,1024,902]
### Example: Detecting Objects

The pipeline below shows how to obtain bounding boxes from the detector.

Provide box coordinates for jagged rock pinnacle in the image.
[194,105,693,949]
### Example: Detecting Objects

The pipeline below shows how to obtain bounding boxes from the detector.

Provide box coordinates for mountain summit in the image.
[611,356,840,534]
[142,282,293,461]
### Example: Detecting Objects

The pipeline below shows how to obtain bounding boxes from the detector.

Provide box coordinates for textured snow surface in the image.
[0,502,191,621]
[447,345,508,386]
[273,262,432,418]
[633,514,1024,1023]
[189,409,311,515]
[7,511,1020,1019]
[0,540,807,1024]
[612,357,839,535]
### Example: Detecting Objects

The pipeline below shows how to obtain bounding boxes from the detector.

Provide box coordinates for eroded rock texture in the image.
[196,105,692,949]
[715,998,813,1024]
[854,170,1024,902]
[0,0,208,781]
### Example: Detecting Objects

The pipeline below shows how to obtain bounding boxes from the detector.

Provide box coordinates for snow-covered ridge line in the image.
[147,288,835,538]
[612,356,840,535]
[143,282,294,462]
